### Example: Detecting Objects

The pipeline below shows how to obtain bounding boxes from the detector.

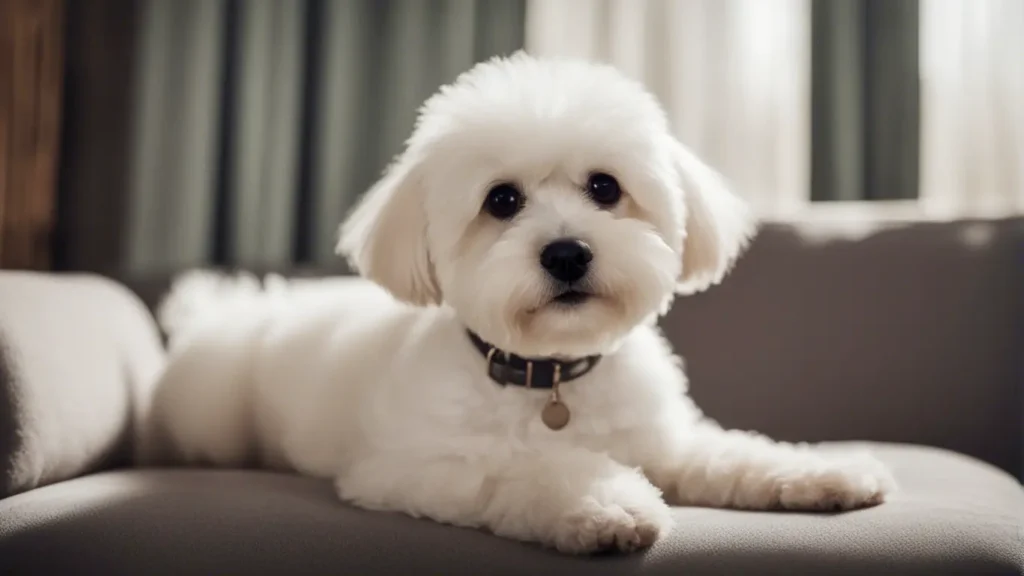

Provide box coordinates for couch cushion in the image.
[0,272,165,497]
[663,217,1024,478]
[1,442,1020,576]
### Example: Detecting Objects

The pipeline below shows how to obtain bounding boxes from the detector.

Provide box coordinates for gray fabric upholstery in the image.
[662,217,1024,478]
[0,272,165,498]
[1,442,1021,576]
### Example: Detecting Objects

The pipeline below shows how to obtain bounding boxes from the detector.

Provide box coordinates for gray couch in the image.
[1,218,1022,575]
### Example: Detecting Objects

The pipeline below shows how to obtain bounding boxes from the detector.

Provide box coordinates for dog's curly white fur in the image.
[142,53,896,554]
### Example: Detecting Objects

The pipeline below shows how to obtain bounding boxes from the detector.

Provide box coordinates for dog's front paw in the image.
[551,497,673,554]
[775,453,898,511]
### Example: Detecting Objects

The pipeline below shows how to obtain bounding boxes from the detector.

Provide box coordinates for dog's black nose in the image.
[540,238,593,283]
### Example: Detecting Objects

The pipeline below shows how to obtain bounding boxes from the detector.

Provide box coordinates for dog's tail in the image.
[157,270,288,352]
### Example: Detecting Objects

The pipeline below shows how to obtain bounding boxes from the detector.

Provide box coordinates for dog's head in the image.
[338,53,755,357]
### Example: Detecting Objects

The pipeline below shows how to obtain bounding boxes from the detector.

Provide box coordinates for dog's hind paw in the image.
[551,498,673,554]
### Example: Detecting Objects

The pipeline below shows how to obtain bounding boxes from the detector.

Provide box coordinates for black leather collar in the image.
[466,330,601,390]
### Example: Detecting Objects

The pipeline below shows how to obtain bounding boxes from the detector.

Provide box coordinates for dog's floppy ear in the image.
[670,138,757,294]
[336,151,441,306]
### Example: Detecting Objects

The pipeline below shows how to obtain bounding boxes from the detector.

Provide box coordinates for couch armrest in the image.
[661,217,1024,477]
[0,272,165,497]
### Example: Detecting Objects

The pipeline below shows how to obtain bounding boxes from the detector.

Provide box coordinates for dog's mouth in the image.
[551,290,592,306]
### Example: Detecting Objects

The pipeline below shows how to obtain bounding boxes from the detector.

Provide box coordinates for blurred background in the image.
[0,0,1021,277]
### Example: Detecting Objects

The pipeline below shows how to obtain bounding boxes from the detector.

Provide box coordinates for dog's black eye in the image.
[483,183,523,220]
[586,172,622,207]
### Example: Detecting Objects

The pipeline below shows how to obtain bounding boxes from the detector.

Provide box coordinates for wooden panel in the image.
[0,0,63,270]
[53,0,139,274]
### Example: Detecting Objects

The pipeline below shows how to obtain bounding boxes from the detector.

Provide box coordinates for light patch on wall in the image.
[958,222,997,249]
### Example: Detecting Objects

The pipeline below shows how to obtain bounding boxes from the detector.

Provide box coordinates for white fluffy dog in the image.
[142,52,896,554]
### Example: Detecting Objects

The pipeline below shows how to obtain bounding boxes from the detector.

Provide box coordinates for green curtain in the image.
[811,0,920,202]
[56,0,526,276]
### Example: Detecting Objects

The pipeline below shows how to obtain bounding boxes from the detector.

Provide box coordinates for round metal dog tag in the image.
[541,400,570,430]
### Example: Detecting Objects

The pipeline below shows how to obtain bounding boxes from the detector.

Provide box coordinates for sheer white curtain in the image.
[525,0,811,217]
[919,0,1024,218]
